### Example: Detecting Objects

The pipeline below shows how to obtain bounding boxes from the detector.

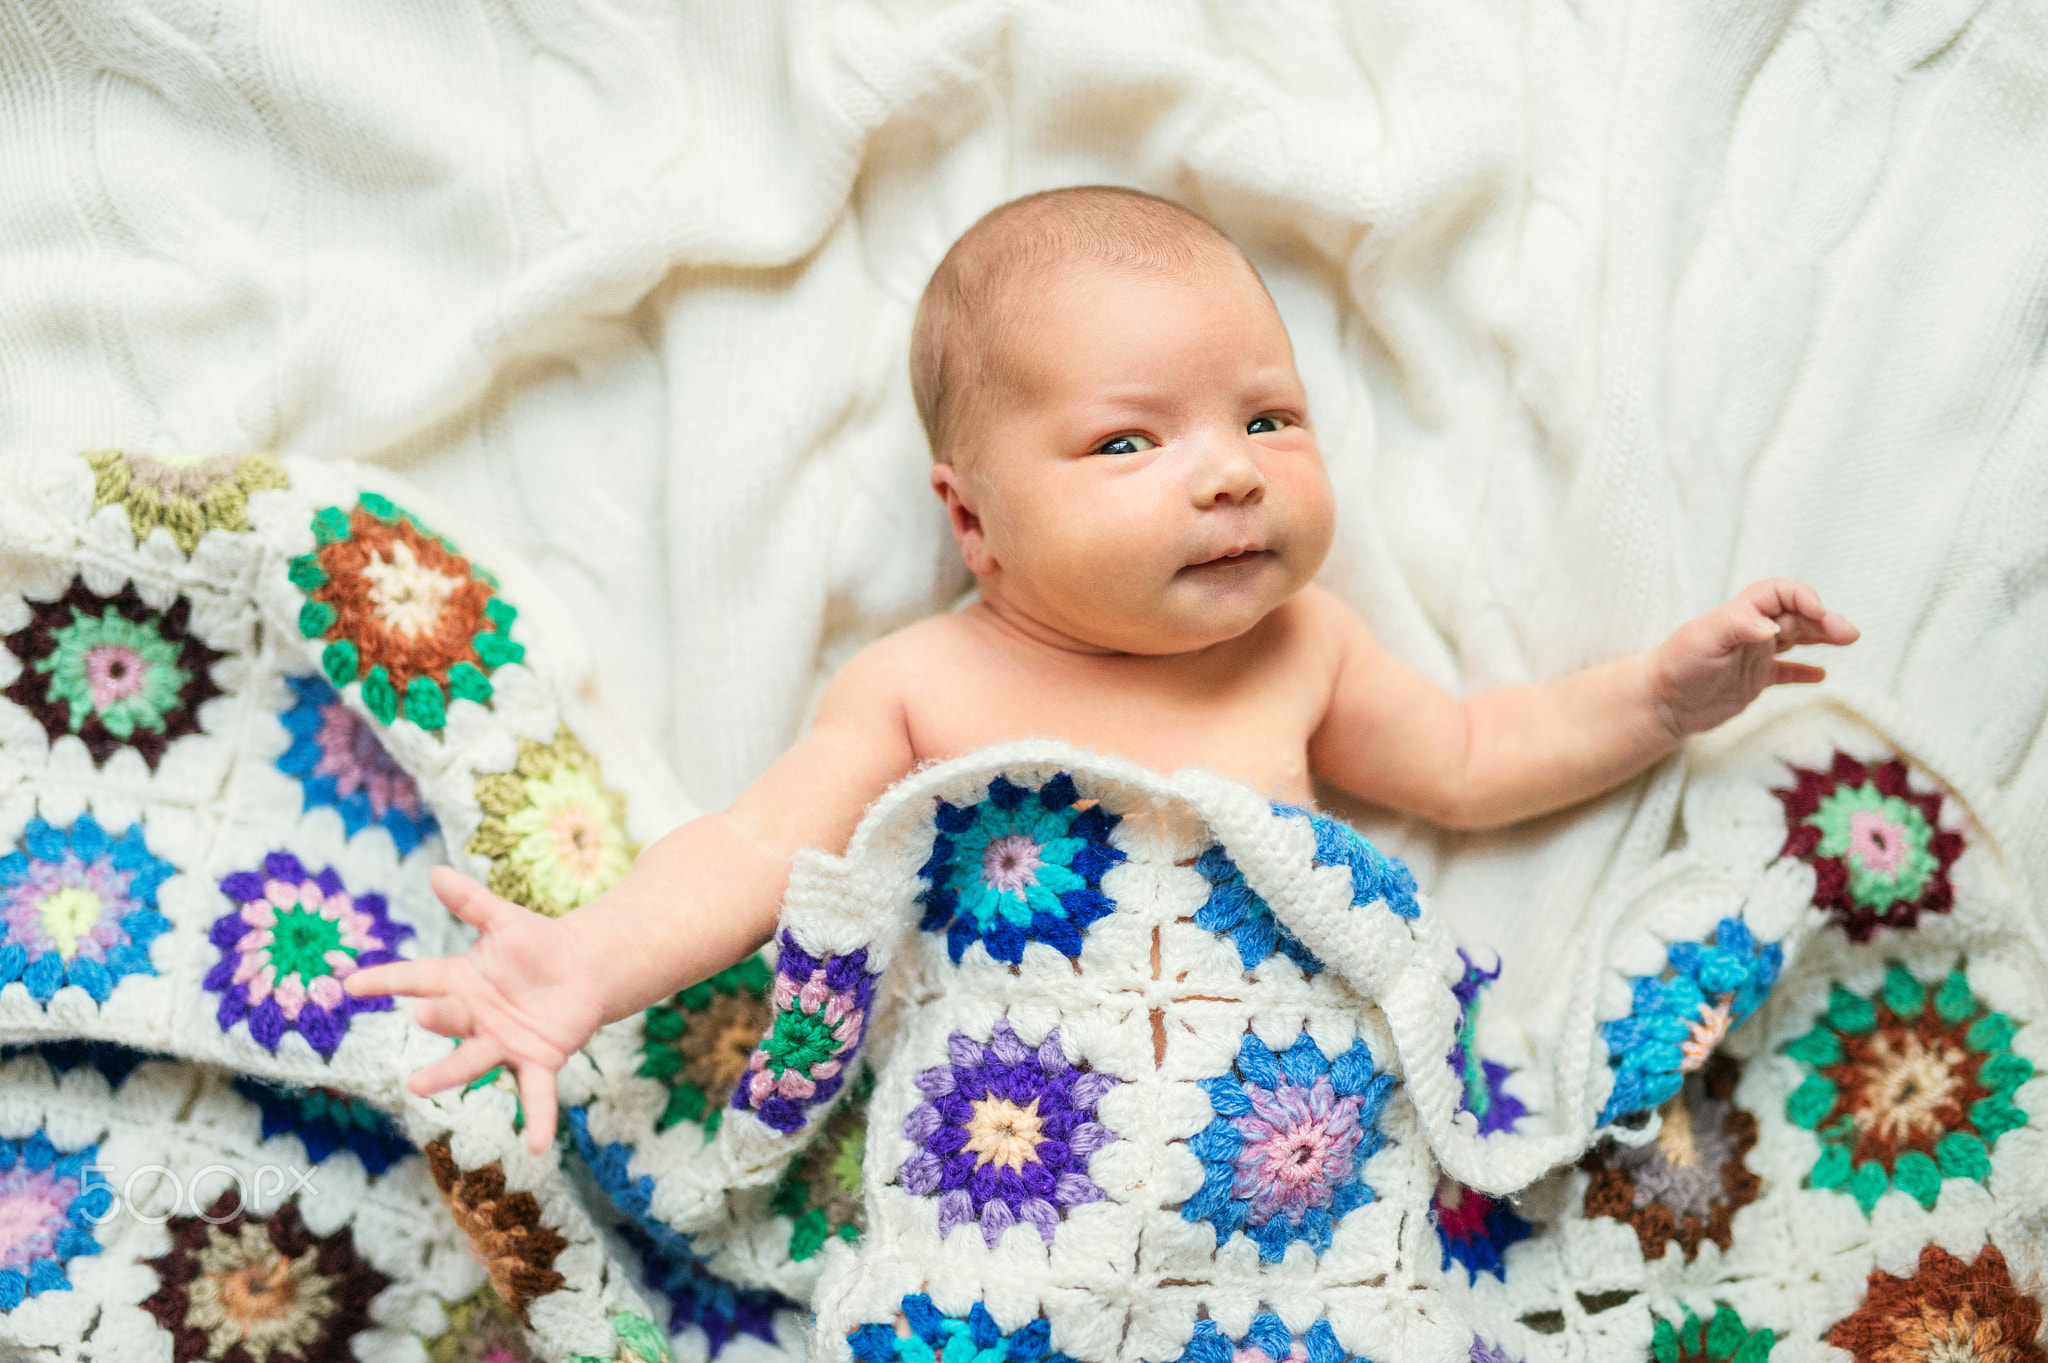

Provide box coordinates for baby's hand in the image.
[344,867,608,1154]
[1647,578,1859,737]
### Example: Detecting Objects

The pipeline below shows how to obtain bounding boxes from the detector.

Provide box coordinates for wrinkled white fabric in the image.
[2,0,2044,1048]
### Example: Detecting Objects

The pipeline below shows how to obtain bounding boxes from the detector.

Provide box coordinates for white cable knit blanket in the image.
[2,4,2047,1362]
[0,453,2043,1363]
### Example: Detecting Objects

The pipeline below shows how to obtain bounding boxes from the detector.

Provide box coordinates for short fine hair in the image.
[909,186,1257,464]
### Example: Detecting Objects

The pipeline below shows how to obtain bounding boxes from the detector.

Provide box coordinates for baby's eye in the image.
[1247,415,1288,435]
[1094,433,1156,455]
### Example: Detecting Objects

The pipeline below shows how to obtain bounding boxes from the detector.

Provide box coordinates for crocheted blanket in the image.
[0,450,2043,1363]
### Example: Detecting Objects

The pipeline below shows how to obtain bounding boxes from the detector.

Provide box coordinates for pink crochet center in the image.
[312,702,421,820]
[82,644,147,709]
[1848,809,1910,874]
[0,1166,76,1270]
[1231,1077,1364,1226]
[980,834,1041,895]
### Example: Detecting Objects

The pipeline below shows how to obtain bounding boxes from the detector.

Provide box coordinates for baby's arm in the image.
[345,649,916,1152]
[1308,580,1858,830]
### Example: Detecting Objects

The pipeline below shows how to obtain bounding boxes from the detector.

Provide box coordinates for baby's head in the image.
[913,187,1334,656]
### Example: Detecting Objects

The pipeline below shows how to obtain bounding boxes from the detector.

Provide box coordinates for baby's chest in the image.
[906,662,1324,802]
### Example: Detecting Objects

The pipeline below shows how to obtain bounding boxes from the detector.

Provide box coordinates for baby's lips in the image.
[1188,542,1267,568]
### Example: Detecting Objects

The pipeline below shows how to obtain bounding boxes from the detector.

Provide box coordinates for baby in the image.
[347,186,1858,1153]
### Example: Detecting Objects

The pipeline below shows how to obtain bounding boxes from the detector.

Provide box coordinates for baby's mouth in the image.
[1189,546,1266,570]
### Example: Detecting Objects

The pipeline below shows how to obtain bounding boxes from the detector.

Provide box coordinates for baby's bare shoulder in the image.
[822,612,979,709]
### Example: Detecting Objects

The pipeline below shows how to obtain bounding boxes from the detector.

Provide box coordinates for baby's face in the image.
[941,261,1334,655]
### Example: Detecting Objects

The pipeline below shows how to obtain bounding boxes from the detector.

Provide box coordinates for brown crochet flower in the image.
[1583,1054,1760,1261]
[1829,1243,2045,1363]
[141,1192,388,1362]
[4,577,224,770]
[639,955,774,1134]
[425,1141,567,1325]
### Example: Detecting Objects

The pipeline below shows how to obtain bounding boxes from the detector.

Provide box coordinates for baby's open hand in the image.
[344,867,607,1154]
[1647,579,1859,737]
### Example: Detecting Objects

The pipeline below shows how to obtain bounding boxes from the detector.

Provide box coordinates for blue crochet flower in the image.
[1193,845,1322,974]
[0,1130,112,1308]
[1276,806,1420,919]
[616,1220,794,1360]
[1600,917,1783,1122]
[233,1076,414,1175]
[276,674,437,855]
[571,1102,796,1357]
[918,774,1124,965]
[1183,1032,1395,1262]
[849,1295,1073,1363]
[0,814,173,1005]
[565,1106,696,1261]
[1176,1315,1360,1363]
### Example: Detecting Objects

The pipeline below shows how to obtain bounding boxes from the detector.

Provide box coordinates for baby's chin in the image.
[1089,584,1291,655]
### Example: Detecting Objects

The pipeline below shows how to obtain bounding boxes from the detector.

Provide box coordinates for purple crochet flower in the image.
[897,1020,1120,1247]
[732,930,879,1133]
[1448,950,1526,1136]
[203,853,411,1058]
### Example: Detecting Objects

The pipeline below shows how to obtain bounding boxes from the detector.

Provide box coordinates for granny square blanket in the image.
[0,451,2041,1363]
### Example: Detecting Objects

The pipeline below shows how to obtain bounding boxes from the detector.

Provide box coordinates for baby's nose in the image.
[1193,444,1266,508]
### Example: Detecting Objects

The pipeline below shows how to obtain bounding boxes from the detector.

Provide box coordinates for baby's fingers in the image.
[1772,608,1859,650]
[516,1063,560,1155]
[411,996,475,1039]
[1739,577,1823,622]
[1773,660,1827,685]
[408,1037,505,1097]
[431,866,528,934]
[345,957,446,1000]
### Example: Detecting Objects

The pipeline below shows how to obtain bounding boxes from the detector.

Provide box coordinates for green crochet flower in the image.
[570,1312,673,1363]
[1784,964,2032,1214]
[639,956,774,1134]
[469,729,636,917]
[37,606,191,739]
[768,1069,870,1260]
[1774,754,1963,941]
[1652,1306,1775,1363]
[1808,784,1940,914]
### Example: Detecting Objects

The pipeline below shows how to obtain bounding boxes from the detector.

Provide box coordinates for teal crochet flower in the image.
[917,774,1123,964]
[1600,917,1782,1122]
[848,1295,1072,1363]
[1784,964,2032,1214]
[0,814,174,1005]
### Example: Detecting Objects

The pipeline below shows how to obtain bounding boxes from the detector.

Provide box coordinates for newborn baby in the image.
[348,186,1857,1152]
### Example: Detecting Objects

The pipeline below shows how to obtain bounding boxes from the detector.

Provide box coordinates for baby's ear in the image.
[930,464,991,574]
